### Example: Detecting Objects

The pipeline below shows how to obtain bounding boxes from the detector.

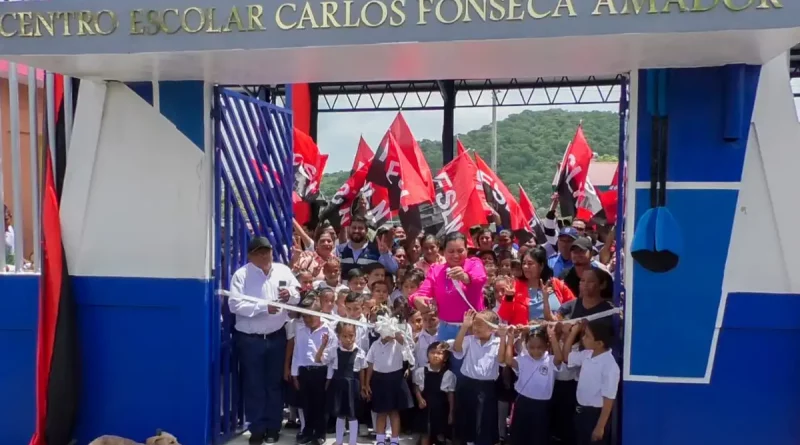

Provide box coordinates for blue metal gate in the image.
[211,87,294,444]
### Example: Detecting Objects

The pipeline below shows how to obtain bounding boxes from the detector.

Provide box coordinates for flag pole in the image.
[491,90,498,171]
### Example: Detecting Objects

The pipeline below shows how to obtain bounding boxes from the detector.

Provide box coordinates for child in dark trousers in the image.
[452,309,507,445]
[412,342,456,445]
[292,298,336,445]
[564,320,620,445]
[551,324,579,445]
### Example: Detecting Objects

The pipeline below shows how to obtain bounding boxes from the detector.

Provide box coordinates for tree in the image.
[320,108,619,210]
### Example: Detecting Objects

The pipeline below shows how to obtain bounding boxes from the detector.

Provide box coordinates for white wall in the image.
[724,53,800,295]
[60,81,211,279]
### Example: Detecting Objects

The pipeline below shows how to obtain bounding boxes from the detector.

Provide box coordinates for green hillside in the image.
[320,108,619,210]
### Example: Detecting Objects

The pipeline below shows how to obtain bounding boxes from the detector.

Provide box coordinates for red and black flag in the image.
[423,151,487,237]
[367,132,431,233]
[30,75,79,445]
[598,165,621,225]
[518,185,548,245]
[350,136,373,175]
[576,179,606,225]
[319,154,372,230]
[475,153,530,233]
[293,128,327,199]
[381,112,435,198]
[555,125,593,217]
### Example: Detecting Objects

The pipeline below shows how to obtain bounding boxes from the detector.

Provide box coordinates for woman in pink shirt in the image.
[410,232,487,341]
[413,233,445,274]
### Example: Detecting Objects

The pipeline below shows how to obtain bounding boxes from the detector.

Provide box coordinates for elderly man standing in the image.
[229,237,300,444]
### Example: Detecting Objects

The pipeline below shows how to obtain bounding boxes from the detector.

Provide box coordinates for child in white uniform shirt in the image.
[365,306,414,445]
[504,325,564,445]
[315,322,367,445]
[452,309,507,445]
[564,320,620,445]
[292,298,337,445]
[414,309,440,368]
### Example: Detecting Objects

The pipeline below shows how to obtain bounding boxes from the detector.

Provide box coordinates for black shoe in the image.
[295,435,312,445]
[247,432,264,445]
[264,432,279,444]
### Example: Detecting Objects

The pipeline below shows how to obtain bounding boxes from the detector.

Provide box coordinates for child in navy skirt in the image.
[563,320,620,445]
[505,324,564,445]
[412,341,456,445]
[316,322,367,445]
[365,306,414,445]
[452,309,507,445]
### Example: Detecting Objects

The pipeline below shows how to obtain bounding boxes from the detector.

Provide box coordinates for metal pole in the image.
[46,72,56,168]
[28,69,40,272]
[64,76,73,155]
[491,90,498,171]
[0,70,5,271]
[9,64,24,270]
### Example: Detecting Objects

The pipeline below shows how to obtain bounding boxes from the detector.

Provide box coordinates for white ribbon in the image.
[219,289,621,333]
[448,276,500,329]
[373,314,416,365]
[217,290,372,328]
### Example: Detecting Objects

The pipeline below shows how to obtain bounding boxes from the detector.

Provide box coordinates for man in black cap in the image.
[558,236,608,298]
[229,236,300,444]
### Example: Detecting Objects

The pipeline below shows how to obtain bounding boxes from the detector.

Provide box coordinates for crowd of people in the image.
[229,201,620,445]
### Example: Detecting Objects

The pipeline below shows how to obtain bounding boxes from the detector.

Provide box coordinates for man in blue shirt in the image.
[548,227,577,277]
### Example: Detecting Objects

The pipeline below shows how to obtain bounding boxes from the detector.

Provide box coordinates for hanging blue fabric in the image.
[631,69,683,273]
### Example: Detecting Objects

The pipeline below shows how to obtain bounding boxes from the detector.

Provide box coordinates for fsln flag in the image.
[517,185,547,245]
[556,125,593,217]
[474,153,530,233]
[30,75,79,445]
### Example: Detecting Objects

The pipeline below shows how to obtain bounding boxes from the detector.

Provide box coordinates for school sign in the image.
[0,0,792,55]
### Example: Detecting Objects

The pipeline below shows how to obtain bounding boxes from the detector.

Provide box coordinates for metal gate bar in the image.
[212,86,293,444]
[0,62,69,274]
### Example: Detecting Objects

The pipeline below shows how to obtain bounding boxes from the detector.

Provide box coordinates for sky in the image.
[314,86,619,173]
[314,79,800,173]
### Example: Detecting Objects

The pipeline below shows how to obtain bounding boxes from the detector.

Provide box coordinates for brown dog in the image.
[87,429,179,445]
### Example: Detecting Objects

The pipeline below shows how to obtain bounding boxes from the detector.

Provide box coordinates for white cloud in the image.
[317,87,618,172]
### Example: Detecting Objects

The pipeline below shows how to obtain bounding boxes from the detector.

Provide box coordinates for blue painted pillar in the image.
[623,66,763,444]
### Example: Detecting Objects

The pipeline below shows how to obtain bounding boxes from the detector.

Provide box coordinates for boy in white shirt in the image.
[563,320,620,445]
[292,297,337,444]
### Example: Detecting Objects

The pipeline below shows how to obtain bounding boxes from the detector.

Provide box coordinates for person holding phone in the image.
[229,236,301,444]
[497,246,575,326]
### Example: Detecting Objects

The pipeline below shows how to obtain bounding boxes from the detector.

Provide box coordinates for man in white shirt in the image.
[229,237,300,445]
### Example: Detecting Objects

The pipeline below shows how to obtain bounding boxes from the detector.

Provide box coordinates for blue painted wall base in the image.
[73,276,212,445]
[624,292,800,444]
[0,275,39,445]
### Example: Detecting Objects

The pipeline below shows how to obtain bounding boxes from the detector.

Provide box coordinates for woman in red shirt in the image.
[497,246,575,326]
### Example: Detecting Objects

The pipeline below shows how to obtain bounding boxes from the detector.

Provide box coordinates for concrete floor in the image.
[225,431,417,445]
